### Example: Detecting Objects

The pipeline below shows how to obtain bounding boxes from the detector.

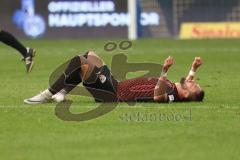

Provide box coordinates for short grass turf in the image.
[0,39,240,160]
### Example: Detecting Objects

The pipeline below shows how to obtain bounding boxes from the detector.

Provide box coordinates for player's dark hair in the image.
[186,89,204,102]
[194,90,205,101]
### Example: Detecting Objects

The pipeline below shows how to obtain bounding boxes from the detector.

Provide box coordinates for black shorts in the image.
[83,65,118,102]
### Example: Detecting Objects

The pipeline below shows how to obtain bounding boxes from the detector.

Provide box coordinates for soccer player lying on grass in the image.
[24,51,204,104]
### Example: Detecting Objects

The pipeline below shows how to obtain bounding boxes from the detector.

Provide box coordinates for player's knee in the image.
[88,51,98,57]
[79,51,100,60]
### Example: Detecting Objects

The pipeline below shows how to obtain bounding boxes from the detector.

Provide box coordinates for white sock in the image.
[42,89,53,99]
[52,89,67,102]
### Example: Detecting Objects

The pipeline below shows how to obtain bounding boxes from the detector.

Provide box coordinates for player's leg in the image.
[51,51,105,93]
[0,29,27,57]
[86,51,105,67]
[0,29,36,72]
[51,51,105,102]
[24,55,84,104]
[24,52,105,104]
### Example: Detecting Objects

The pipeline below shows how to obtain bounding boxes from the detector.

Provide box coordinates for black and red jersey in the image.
[117,77,179,102]
[83,65,179,103]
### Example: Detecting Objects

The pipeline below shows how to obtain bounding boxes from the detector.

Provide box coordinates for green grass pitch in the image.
[0,39,240,160]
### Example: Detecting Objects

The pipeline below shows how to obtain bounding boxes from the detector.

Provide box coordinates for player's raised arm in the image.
[154,56,173,102]
[186,57,202,81]
[160,56,173,78]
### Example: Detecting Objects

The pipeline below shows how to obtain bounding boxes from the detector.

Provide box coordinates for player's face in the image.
[180,77,201,93]
[185,80,201,94]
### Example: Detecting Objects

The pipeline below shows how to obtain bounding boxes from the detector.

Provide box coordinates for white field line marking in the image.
[0,104,239,109]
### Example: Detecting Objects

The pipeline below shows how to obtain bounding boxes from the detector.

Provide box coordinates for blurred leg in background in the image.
[0,29,36,73]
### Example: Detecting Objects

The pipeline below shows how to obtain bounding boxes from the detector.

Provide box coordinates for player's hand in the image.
[192,57,202,71]
[163,56,173,69]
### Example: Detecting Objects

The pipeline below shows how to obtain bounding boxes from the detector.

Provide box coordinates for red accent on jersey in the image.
[117,77,158,102]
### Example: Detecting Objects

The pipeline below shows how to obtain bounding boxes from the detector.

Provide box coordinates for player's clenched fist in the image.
[192,57,202,71]
[163,56,173,71]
